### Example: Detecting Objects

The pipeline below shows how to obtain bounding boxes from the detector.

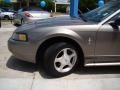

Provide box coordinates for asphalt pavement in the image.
[0,22,120,90]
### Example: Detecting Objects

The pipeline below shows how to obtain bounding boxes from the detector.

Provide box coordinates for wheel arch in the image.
[4,15,10,19]
[36,36,85,66]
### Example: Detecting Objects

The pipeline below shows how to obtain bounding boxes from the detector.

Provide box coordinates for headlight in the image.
[12,33,28,41]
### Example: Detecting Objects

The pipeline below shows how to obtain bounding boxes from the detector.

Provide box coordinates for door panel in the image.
[95,24,120,63]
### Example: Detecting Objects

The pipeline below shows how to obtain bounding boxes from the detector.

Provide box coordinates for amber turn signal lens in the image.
[18,34,27,41]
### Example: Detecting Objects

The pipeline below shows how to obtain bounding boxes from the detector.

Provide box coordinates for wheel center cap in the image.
[64,58,69,64]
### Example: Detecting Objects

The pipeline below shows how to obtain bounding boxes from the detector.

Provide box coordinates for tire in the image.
[21,19,24,25]
[13,21,20,27]
[42,42,80,77]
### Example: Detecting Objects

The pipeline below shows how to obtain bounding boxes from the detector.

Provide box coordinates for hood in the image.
[3,12,14,14]
[16,15,93,32]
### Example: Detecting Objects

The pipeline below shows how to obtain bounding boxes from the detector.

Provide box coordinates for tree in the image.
[0,0,3,2]
[78,0,119,13]
[40,0,54,11]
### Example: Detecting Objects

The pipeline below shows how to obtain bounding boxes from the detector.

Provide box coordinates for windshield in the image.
[83,2,120,22]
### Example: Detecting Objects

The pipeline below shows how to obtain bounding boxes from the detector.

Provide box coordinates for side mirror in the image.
[109,18,120,30]
[114,18,120,26]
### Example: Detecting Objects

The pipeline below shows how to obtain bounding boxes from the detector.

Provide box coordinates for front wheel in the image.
[42,42,80,77]
[21,19,24,25]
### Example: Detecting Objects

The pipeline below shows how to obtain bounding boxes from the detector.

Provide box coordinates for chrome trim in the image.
[85,62,120,66]
[99,9,120,25]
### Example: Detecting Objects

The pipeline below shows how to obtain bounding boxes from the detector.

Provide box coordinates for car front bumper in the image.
[8,38,36,63]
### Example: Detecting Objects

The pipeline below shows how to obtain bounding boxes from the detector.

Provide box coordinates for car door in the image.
[95,13,120,63]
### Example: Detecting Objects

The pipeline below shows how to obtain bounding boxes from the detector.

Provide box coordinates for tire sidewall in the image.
[43,42,79,77]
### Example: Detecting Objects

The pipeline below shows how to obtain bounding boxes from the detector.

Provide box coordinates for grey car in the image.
[13,7,51,26]
[8,2,120,77]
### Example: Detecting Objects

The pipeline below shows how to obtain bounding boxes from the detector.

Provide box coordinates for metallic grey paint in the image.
[8,9,120,66]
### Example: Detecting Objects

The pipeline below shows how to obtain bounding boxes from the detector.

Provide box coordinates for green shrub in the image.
[78,0,98,13]
[40,0,68,12]
[0,0,12,7]
[78,0,120,13]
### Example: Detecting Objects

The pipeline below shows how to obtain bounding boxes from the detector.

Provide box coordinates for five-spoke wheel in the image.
[42,42,80,77]
[54,48,77,73]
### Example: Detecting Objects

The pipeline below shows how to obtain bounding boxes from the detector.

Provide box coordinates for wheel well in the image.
[4,15,9,17]
[4,15,9,18]
[36,37,84,66]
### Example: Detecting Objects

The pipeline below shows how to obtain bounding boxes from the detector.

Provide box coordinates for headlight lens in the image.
[12,33,28,41]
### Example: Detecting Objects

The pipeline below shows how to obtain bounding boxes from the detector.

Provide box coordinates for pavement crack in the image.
[30,72,35,90]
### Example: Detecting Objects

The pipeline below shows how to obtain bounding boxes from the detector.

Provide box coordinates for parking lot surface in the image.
[0,23,120,90]
[0,21,17,31]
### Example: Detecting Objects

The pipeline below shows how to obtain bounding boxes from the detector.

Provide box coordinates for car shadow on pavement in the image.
[7,56,120,78]
[7,56,37,73]
[6,56,54,79]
